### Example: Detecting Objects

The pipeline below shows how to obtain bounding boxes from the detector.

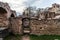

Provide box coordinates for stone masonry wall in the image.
[0,13,9,27]
[0,2,11,28]
[10,18,60,35]
[10,17,22,34]
[30,19,60,35]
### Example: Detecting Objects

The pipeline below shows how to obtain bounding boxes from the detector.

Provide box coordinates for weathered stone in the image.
[30,19,60,35]
[10,17,22,34]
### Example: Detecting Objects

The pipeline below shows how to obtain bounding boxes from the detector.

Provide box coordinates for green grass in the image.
[30,34,60,40]
[4,34,60,40]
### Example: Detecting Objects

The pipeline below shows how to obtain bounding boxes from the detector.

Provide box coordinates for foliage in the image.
[30,34,60,40]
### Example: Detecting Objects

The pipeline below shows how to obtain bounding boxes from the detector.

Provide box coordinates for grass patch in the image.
[30,34,60,40]
[4,34,60,40]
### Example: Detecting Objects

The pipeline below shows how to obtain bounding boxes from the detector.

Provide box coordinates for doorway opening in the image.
[22,18,31,34]
[10,13,15,17]
[0,7,7,14]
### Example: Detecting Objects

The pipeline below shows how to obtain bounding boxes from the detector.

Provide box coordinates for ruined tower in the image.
[0,2,12,29]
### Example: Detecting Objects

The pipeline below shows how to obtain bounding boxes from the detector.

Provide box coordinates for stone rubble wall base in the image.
[30,19,60,35]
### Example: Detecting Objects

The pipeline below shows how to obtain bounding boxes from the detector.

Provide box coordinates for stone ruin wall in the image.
[0,2,11,18]
[0,2,11,28]
[10,17,22,34]
[30,19,60,35]
[10,18,60,35]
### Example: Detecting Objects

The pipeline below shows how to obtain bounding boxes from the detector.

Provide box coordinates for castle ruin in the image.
[0,2,60,37]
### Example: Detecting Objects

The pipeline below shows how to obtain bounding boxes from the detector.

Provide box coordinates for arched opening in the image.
[0,7,7,18]
[22,18,31,34]
[22,18,30,27]
[11,13,15,17]
[0,7,7,14]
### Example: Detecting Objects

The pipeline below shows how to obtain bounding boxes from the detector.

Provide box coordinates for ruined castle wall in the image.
[0,2,11,18]
[10,17,22,34]
[0,2,11,28]
[30,19,60,35]
[0,17,9,27]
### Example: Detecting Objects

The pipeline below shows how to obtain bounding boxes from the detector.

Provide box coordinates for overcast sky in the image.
[0,0,60,15]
